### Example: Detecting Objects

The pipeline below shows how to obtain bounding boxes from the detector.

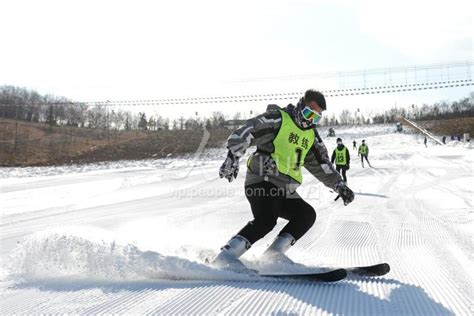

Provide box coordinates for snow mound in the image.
[8,226,249,282]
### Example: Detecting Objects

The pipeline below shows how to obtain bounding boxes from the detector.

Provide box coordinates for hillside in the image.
[1,116,472,167]
[0,119,231,167]
[414,117,474,137]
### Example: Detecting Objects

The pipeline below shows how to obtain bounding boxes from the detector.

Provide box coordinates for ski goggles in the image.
[301,106,322,124]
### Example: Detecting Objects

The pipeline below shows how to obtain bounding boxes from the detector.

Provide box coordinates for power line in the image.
[1,78,471,108]
[78,78,473,106]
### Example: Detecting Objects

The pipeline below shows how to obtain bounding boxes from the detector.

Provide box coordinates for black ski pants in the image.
[238,181,316,245]
[336,165,348,183]
[361,154,370,166]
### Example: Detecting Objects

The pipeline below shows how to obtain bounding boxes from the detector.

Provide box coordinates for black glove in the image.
[346,164,350,170]
[219,151,239,182]
[335,181,354,206]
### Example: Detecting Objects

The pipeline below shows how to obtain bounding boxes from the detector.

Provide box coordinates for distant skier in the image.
[442,136,446,144]
[353,140,357,150]
[424,136,427,147]
[358,140,372,168]
[331,138,350,183]
[215,89,354,271]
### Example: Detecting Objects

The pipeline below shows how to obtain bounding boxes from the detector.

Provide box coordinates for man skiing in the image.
[358,140,372,168]
[214,89,354,271]
[353,140,357,150]
[331,138,350,183]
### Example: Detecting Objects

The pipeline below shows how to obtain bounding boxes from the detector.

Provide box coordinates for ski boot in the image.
[212,235,254,273]
[262,233,296,264]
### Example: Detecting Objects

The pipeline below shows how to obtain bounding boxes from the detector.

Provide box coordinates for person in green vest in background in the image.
[358,139,372,168]
[215,89,354,271]
[331,138,350,183]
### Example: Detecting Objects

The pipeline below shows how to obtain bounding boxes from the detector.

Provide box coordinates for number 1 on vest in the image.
[294,148,303,170]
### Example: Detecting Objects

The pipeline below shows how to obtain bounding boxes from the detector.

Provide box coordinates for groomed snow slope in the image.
[0,125,472,315]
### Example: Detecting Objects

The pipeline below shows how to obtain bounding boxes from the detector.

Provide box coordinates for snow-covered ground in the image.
[1,125,472,315]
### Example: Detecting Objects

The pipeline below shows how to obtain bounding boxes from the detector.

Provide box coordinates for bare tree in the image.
[339,109,352,125]
[138,112,148,130]
[210,111,225,128]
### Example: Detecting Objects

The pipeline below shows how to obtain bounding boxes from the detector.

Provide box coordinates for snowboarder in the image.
[353,140,357,150]
[215,89,354,271]
[358,140,372,168]
[331,138,350,183]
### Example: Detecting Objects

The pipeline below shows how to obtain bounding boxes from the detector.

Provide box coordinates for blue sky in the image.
[0,0,472,118]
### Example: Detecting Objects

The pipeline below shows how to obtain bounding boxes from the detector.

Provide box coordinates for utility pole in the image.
[13,103,19,153]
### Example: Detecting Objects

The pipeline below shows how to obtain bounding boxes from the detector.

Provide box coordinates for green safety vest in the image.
[359,144,368,155]
[270,110,315,183]
[335,146,347,165]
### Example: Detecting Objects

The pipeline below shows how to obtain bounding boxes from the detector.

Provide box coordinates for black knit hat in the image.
[336,137,342,142]
[304,89,326,110]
